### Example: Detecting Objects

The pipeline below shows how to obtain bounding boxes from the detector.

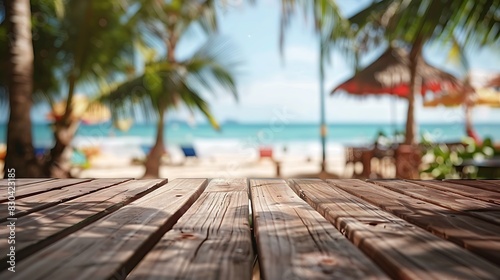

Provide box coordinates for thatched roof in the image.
[331,47,461,98]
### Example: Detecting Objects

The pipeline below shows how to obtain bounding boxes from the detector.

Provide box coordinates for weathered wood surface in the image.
[373,180,500,226]
[1,178,500,279]
[293,179,500,280]
[250,179,388,280]
[0,179,167,268]
[0,178,130,221]
[444,179,500,193]
[129,178,253,280]
[409,180,500,205]
[0,178,54,188]
[2,179,207,280]
[327,179,500,266]
[0,178,91,202]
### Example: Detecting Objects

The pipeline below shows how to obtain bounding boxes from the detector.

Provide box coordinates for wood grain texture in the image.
[444,180,500,193]
[373,180,500,226]
[409,180,500,205]
[0,178,91,202]
[129,178,253,280]
[250,179,388,280]
[293,179,500,280]
[327,179,500,266]
[0,179,167,269]
[0,178,207,280]
[0,178,130,221]
[0,178,54,188]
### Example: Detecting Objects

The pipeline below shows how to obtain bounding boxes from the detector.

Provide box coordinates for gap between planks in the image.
[128,178,254,280]
[0,179,168,270]
[292,179,500,280]
[0,179,208,280]
[0,178,131,222]
[328,179,500,266]
[250,178,388,280]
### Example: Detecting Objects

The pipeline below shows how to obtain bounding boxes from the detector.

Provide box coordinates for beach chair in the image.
[258,147,273,161]
[180,145,198,164]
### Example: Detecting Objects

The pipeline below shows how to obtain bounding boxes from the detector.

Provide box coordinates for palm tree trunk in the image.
[3,0,43,178]
[397,39,423,179]
[405,40,423,145]
[143,108,166,178]
[142,29,176,178]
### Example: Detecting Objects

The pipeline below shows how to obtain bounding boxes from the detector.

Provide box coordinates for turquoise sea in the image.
[1,122,499,149]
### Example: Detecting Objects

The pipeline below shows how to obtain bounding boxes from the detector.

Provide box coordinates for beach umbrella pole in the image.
[319,40,327,171]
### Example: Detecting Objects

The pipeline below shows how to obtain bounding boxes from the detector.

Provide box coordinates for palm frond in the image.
[177,81,220,130]
[352,0,500,52]
[183,37,240,101]
[279,0,353,63]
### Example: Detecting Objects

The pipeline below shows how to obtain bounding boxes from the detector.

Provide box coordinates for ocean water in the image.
[0,122,499,157]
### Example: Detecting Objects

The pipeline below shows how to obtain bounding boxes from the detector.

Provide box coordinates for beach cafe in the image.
[2,0,500,278]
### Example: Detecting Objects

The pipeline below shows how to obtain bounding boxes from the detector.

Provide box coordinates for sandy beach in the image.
[74,147,347,179]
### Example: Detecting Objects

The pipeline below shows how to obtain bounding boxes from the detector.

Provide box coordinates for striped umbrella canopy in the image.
[331,47,460,98]
[423,72,500,144]
[423,87,500,108]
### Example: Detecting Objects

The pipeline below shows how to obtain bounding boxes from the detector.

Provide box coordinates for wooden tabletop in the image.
[1,178,500,279]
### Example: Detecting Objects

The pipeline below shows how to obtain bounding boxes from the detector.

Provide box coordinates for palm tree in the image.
[2,0,43,177]
[279,0,351,174]
[349,0,500,145]
[42,0,137,177]
[2,0,138,177]
[102,0,239,178]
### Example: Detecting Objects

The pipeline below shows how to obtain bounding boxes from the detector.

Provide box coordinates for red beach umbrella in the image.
[331,47,461,142]
[331,47,460,98]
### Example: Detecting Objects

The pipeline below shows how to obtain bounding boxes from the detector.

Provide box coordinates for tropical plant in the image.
[102,0,239,178]
[43,0,138,177]
[1,0,138,177]
[420,137,498,179]
[1,0,42,177]
[349,0,500,145]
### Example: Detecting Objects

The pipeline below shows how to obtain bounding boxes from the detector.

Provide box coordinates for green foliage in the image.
[349,0,500,53]
[100,0,240,130]
[101,37,240,129]
[1,0,137,106]
[0,0,63,103]
[420,137,498,179]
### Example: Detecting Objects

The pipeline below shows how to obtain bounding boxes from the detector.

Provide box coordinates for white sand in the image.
[75,153,346,179]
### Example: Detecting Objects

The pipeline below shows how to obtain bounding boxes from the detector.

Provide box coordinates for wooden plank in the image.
[373,180,500,226]
[0,178,91,202]
[327,179,500,266]
[1,179,207,280]
[129,178,253,280]
[409,180,500,205]
[0,179,167,269]
[444,179,500,193]
[0,178,130,221]
[0,178,54,188]
[292,179,500,279]
[250,179,388,280]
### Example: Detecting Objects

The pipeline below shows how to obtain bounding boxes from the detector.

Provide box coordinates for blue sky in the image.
[171,0,500,124]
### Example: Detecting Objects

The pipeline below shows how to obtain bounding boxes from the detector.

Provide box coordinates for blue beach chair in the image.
[181,146,197,158]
